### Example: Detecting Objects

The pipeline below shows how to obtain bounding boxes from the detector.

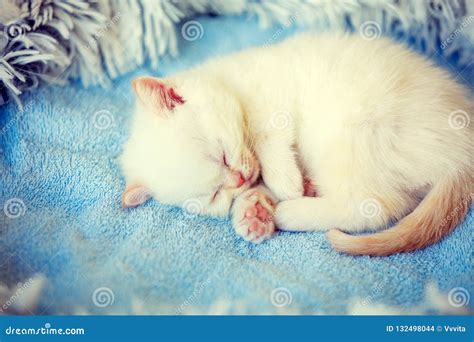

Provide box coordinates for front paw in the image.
[274,198,314,231]
[232,189,276,243]
[303,178,318,197]
[274,199,299,230]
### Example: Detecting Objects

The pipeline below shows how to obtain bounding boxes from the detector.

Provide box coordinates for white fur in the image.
[121,33,473,242]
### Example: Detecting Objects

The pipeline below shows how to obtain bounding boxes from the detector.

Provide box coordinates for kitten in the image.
[120,33,473,256]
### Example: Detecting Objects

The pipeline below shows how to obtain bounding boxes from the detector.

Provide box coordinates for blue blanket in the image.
[1,15,473,314]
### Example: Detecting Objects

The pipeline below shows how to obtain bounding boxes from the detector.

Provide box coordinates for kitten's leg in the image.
[274,197,388,232]
[257,138,303,201]
[231,184,278,243]
[275,198,333,231]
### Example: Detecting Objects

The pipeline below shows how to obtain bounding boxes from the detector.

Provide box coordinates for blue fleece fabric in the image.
[0,15,473,314]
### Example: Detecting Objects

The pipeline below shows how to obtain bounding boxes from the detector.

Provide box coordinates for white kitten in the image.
[120,33,473,256]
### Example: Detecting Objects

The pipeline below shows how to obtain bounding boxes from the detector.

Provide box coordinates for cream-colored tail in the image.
[327,172,473,256]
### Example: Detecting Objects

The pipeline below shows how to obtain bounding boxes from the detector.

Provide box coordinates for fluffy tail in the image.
[327,172,473,256]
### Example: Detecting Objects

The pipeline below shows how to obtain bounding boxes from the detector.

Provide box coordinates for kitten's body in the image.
[121,33,473,256]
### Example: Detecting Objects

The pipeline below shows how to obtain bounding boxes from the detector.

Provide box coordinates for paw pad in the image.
[235,190,275,243]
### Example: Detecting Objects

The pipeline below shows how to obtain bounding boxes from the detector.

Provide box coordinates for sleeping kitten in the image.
[120,33,473,256]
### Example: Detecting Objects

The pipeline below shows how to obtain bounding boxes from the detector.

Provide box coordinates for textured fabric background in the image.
[0,14,473,314]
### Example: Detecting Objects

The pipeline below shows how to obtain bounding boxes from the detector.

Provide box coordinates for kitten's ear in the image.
[132,76,185,115]
[121,184,152,208]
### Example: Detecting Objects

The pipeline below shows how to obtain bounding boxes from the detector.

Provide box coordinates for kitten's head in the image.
[120,75,260,216]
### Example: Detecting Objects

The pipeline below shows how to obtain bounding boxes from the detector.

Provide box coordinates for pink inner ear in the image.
[158,84,185,110]
[122,184,151,208]
[132,77,185,111]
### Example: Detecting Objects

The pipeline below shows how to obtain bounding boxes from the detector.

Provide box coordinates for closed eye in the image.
[223,152,229,167]
[211,188,220,202]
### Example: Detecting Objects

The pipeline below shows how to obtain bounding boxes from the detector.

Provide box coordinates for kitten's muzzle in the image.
[229,167,258,189]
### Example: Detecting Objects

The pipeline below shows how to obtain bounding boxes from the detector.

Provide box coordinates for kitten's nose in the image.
[236,172,246,188]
